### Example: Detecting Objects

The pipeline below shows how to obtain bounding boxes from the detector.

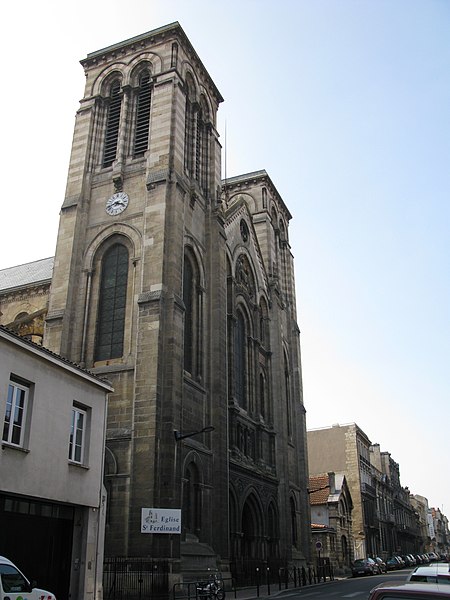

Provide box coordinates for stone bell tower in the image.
[45,22,230,569]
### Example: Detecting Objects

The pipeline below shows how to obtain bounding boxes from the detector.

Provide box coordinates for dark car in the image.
[373,557,387,573]
[386,557,401,571]
[368,581,450,599]
[352,558,379,577]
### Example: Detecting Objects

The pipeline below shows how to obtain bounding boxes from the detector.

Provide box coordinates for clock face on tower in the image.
[105,192,129,216]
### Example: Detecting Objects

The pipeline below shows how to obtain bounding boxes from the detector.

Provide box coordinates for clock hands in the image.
[105,192,129,215]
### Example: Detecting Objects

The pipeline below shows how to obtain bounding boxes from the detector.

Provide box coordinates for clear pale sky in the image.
[1,1,449,512]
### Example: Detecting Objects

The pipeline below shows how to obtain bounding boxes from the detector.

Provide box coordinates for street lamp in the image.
[174,425,215,442]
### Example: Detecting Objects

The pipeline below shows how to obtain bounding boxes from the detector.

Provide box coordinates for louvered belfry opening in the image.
[133,71,151,157]
[102,81,122,168]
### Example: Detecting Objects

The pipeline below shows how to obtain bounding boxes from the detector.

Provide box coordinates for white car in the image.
[407,563,450,585]
[0,556,56,600]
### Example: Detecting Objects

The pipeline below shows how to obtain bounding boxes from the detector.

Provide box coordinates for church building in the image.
[1,22,311,581]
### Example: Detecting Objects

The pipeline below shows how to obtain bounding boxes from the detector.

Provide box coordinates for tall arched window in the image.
[182,462,201,534]
[235,311,247,410]
[183,250,202,378]
[284,353,292,436]
[290,496,298,548]
[259,299,269,348]
[183,82,210,196]
[95,244,129,361]
[259,372,266,419]
[184,74,196,176]
[267,502,279,557]
[133,71,152,157]
[183,255,194,373]
[103,80,122,168]
[197,97,209,194]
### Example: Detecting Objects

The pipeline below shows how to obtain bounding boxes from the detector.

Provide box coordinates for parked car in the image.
[368,581,450,599]
[388,556,405,569]
[352,557,380,577]
[386,557,401,571]
[0,556,56,600]
[406,563,450,585]
[428,552,440,562]
[373,557,387,573]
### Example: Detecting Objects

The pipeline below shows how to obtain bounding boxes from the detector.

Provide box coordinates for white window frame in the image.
[2,381,28,447]
[68,406,87,464]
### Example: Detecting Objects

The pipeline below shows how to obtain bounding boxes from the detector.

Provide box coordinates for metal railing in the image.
[172,565,334,600]
[103,556,169,600]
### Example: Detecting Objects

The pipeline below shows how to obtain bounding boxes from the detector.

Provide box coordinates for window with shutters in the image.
[2,379,29,447]
[133,71,151,157]
[103,80,122,168]
[68,405,87,464]
[95,243,129,361]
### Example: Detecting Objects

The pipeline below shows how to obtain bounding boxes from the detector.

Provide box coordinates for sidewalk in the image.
[230,577,347,600]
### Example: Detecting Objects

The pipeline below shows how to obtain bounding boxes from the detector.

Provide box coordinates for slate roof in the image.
[309,474,330,505]
[0,324,113,390]
[0,257,54,293]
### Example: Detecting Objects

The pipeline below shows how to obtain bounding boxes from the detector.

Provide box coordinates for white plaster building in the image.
[0,325,113,599]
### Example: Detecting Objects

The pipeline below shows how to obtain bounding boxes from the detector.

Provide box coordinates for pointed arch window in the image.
[95,244,129,361]
[103,80,122,168]
[133,71,152,157]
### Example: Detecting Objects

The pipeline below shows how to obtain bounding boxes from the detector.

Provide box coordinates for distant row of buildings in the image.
[306,422,449,573]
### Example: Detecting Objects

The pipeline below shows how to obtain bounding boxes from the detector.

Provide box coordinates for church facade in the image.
[2,22,311,578]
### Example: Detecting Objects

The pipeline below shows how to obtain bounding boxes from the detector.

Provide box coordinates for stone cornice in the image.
[81,22,223,105]
[0,282,50,303]
[222,170,292,221]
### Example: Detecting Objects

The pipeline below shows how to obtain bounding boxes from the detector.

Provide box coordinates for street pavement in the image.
[230,577,346,600]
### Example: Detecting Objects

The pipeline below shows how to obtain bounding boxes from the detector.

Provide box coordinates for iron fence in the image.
[103,556,169,600]
[229,560,334,592]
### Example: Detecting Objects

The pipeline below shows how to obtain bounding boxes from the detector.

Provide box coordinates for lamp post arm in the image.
[174,426,215,442]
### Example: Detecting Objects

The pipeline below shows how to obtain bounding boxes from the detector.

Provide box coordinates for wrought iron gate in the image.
[103,557,169,600]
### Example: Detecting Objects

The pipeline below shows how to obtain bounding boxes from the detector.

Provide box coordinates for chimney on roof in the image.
[328,472,335,494]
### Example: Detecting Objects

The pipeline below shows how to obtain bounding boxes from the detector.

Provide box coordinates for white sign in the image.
[141,508,182,534]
